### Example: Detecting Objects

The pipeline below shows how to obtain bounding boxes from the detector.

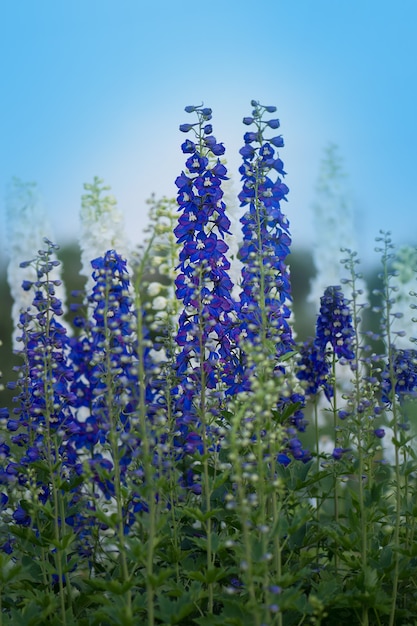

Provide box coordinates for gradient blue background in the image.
[1,0,416,266]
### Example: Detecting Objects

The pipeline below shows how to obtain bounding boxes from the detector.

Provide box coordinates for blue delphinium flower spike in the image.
[237,101,293,356]
[173,105,237,489]
[2,241,78,531]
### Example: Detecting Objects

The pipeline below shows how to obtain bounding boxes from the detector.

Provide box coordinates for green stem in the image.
[230,404,260,626]
[331,351,339,577]
[135,280,156,626]
[102,278,132,622]
[42,278,69,625]
[197,273,214,614]
[388,401,401,626]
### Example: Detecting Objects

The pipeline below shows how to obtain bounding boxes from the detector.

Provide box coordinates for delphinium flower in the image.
[307,146,368,405]
[235,102,310,460]
[220,104,312,623]
[174,104,237,458]
[174,105,237,612]
[315,285,355,366]
[66,246,163,610]
[4,241,78,476]
[5,178,68,349]
[129,196,190,504]
[376,234,417,419]
[296,337,332,400]
[69,250,141,491]
[74,247,173,562]
[375,231,417,625]
[79,177,129,296]
[312,284,356,463]
[379,246,417,406]
[381,348,417,402]
[0,240,81,597]
[237,101,293,358]
[137,194,181,352]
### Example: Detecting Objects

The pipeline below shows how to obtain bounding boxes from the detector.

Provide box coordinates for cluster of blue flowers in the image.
[175,105,236,404]
[381,348,417,402]
[0,101,398,560]
[0,103,318,552]
[297,285,355,401]
[238,101,293,355]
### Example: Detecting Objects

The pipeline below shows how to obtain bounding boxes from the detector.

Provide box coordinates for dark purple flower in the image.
[13,505,31,526]
[374,428,386,438]
[332,447,350,460]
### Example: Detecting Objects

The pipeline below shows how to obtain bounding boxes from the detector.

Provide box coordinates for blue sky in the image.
[1,0,416,266]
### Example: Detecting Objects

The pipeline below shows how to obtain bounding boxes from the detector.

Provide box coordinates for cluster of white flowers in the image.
[308,145,364,309]
[5,178,68,349]
[308,147,369,432]
[79,176,129,295]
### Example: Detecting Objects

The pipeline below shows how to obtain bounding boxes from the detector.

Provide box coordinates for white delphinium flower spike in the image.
[390,245,417,348]
[308,146,368,425]
[79,176,129,296]
[5,178,68,349]
[308,144,365,308]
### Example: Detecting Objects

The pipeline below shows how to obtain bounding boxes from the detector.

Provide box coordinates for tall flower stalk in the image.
[4,240,77,623]
[238,101,292,356]
[225,101,300,626]
[175,104,236,612]
[376,232,415,626]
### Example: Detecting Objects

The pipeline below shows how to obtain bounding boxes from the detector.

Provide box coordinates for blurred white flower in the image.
[308,145,368,324]
[148,282,162,297]
[5,178,68,349]
[152,295,168,311]
[79,177,129,296]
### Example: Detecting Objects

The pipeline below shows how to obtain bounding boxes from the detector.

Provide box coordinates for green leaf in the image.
[194,615,235,626]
